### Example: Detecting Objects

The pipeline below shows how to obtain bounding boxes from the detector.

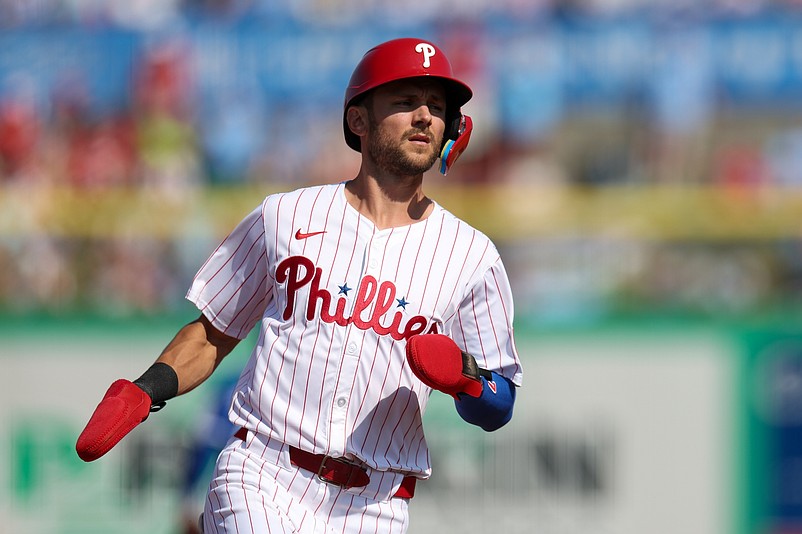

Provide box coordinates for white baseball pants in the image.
[202,433,411,533]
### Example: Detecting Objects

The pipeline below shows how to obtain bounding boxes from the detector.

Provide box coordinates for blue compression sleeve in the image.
[454,372,516,432]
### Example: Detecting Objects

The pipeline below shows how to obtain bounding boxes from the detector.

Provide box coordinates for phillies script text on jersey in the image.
[276,255,438,340]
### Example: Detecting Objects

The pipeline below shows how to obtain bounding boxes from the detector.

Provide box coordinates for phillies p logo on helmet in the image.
[414,43,436,68]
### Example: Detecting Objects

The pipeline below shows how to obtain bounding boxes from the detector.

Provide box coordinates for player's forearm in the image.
[153,315,240,396]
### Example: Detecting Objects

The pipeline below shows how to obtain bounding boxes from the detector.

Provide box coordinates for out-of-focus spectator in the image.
[0,91,40,183]
[65,114,138,188]
[88,239,181,314]
[135,109,200,193]
[712,142,770,189]
[132,39,202,195]
[16,238,77,310]
[133,40,193,119]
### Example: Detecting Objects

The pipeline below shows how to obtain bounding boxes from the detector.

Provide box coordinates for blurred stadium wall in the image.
[4,3,802,533]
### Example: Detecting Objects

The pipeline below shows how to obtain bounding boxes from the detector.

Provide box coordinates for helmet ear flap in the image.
[439,114,472,176]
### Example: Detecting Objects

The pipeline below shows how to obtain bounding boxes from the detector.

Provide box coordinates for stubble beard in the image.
[367,119,440,178]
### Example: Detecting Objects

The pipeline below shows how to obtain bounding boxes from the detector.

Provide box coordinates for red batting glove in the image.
[75,379,152,462]
[405,334,484,399]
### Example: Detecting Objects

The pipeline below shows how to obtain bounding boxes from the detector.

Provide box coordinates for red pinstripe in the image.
[489,264,522,376]
[260,191,310,450]
[228,273,270,339]
[340,330,367,452]
[272,194,283,265]
[368,343,412,461]
[241,452,255,533]
[197,214,262,298]
[380,378,416,462]
[223,447,240,533]
[255,455,272,533]
[297,187,339,448]
[426,214,457,317]
[469,288,486,365]
[253,331,282,441]
[201,235,263,317]
[440,224,476,325]
[209,475,224,533]
[323,207,365,458]
[482,274,503,370]
[415,216,439,310]
[351,226,398,450]
[294,189,345,447]
[311,185,353,450]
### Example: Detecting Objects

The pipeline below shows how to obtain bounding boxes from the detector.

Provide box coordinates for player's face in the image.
[365,79,447,177]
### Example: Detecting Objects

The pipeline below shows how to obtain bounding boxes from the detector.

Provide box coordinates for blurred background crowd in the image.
[2,0,802,323]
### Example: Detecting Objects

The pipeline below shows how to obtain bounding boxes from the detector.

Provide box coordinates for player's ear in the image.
[346,105,368,139]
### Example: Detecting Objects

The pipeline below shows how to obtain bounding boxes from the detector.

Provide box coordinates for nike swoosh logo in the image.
[295,229,327,240]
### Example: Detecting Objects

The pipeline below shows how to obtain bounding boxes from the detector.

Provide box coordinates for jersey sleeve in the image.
[452,257,523,387]
[186,203,271,340]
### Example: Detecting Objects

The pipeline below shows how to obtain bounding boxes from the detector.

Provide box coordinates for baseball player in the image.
[76,38,523,533]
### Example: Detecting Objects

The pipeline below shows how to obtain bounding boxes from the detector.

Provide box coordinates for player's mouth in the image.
[407,133,431,145]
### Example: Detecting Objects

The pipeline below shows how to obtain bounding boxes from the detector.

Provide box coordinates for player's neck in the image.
[345,173,434,230]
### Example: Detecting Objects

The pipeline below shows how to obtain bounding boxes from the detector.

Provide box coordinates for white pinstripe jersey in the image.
[186,182,523,477]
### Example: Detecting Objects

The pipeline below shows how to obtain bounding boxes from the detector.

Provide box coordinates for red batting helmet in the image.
[343,38,474,175]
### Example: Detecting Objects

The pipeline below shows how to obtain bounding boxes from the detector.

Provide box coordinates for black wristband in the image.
[133,362,179,406]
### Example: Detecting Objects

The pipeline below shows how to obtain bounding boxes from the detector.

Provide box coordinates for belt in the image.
[234,428,416,498]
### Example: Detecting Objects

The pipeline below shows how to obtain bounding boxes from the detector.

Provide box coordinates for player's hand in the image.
[405,334,484,399]
[75,379,152,462]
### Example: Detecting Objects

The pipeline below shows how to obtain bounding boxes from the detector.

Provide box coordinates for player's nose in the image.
[411,105,433,126]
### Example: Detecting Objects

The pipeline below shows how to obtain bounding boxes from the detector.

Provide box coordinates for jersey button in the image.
[336,397,347,407]
[347,342,357,354]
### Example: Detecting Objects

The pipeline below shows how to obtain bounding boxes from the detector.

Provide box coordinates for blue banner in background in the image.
[2,19,802,124]
[0,29,139,113]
